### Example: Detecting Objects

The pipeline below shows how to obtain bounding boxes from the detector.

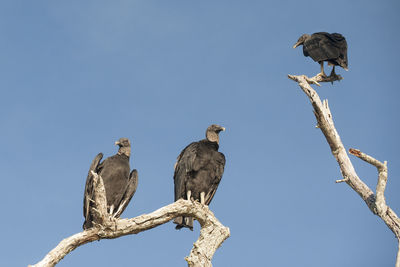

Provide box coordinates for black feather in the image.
[83,138,138,229]
[295,32,348,70]
[173,125,226,230]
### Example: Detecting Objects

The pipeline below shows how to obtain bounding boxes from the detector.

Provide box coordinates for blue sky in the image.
[1,1,399,266]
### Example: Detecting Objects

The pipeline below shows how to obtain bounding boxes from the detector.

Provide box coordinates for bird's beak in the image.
[221,127,226,131]
[293,42,300,49]
[115,141,120,146]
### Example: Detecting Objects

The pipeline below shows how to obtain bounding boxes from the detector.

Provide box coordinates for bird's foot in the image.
[328,72,343,83]
[186,190,192,202]
[316,72,328,78]
[307,71,342,85]
[112,200,127,218]
[107,216,118,230]
[200,192,205,205]
[108,205,114,216]
[91,221,104,229]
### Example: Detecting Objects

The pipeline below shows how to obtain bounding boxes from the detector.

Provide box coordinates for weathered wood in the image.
[288,73,343,87]
[29,173,230,267]
[186,208,230,267]
[396,239,400,267]
[349,149,388,216]
[289,74,400,266]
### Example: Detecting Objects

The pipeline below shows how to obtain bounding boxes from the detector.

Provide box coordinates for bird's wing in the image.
[114,169,138,218]
[322,33,344,57]
[96,155,107,173]
[205,152,226,206]
[83,153,103,218]
[305,33,340,62]
[329,33,346,44]
[98,154,132,214]
[330,33,348,68]
[174,142,199,201]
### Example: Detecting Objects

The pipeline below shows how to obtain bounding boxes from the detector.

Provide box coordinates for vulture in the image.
[293,32,348,77]
[83,138,138,229]
[173,124,226,230]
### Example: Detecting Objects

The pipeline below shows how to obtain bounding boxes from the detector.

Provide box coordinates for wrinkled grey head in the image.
[293,34,310,48]
[115,137,130,147]
[206,124,225,144]
[115,137,131,157]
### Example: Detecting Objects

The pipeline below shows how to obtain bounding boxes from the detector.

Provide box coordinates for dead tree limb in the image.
[288,74,400,266]
[29,172,230,267]
[289,73,343,87]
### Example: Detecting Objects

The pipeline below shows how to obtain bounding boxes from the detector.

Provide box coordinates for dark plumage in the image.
[83,138,138,229]
[293,32,348,77]
[173,124,226,230]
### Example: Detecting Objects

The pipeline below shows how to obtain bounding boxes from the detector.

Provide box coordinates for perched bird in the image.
[83,138,138,229]
[293,32,348,78]
[173,124,226,230]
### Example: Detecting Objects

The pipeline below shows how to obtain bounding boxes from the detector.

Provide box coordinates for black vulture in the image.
[293,32,348,77]
[83,138,138,229]
[173,124,226,230]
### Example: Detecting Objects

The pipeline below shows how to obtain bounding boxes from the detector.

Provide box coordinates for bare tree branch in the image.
[29,172,230,267]
[288,74,400,265]
[288,73,343,87]
[349,149,388,216]
[397,238,400,267]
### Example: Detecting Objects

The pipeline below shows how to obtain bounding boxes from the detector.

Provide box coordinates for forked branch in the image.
[29,172,230,267]
[349,148,388,216]
[288,74,400,266]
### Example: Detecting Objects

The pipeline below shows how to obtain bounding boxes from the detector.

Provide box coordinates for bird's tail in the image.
[174,216,193,231]
[339,61,348,71]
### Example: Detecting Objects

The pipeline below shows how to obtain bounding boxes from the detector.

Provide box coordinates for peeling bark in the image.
[29,172,230,267]
[289,74,400,265]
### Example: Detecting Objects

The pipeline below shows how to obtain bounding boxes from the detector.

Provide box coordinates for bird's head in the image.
[293,34,310,48]
[206,124,225,144]
[115,137,131,157]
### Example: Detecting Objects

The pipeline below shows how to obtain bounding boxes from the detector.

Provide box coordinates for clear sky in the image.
[1,1,399,266]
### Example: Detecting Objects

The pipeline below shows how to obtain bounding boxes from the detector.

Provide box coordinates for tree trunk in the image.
[289,74,400,265]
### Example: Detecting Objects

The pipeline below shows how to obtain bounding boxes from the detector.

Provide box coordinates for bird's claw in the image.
[328,73,343,83]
